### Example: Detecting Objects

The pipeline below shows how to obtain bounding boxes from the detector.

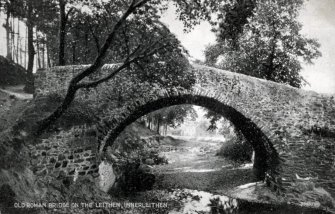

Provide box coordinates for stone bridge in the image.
[33,63,335,209]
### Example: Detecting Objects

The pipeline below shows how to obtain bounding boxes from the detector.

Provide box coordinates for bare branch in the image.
[136,43,169,60]
[102,3,111,15]
[134,61,145,72]
[76,62,130,89]
[65,7,74,21]
[87,19,101,53]
[125,43,144,61]
[134,0,151,8]
[70,0,147,84]
[76,41,169,89]
[122,22,132,64]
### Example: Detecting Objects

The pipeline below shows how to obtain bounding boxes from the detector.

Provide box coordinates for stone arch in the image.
[97,90,281,182]
[34,63,335,209]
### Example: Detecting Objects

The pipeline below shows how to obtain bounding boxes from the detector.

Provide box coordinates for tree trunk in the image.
[117,90,123,107]
[47,47,52,67]
[36,29,41,69]
[42,40,46,68]
[5,10,12,60]
[88,22,100,54]
[72,42,76,64]
[25,0,35,93]
[58,0,66,65]
[72,26,79,64]
[156,117,161,134]
[17,18,20,64]
[24,26,27,68]
[35,85,77,135]
[265,42,276,81]
[36,0,150,136]
[46,35,52,68]
[11,16,16,62]
[147,118,151,129]
[84,32,88,62]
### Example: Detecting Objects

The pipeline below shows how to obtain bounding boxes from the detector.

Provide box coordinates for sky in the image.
[0,0,334,94]
[160,0,335,94]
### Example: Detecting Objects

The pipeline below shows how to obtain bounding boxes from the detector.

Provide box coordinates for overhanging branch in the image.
[70,0,150,84]
[76,41,169,89]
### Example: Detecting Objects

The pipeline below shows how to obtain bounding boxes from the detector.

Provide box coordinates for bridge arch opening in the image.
[99,94,280,181]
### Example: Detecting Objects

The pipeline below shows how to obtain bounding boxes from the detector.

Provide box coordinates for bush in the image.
[114,161,155,195]
[107,124,169,195]
[216,135,253,163]
[0,56,27,87]
[0,184,17,214]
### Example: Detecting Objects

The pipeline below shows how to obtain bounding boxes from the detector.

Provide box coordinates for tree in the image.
[206,0,321,88]
[1,0,34,91]
[3,1,13,60]
[0,0,58,92]
[35,0,161,134]
[35,0,234,135]
[1,0,24,61]
[19,0,52,92]
[58,0,74,65]
[204,0,321,130]
[144,105,197,135]
[214,0,256,47]
[25,0,35,92]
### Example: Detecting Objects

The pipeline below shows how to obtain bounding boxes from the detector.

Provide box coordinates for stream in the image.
[152,135,255,192]
[127,135,332,214]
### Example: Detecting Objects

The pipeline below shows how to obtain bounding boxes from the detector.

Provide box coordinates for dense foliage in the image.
[105,123,168,195]
[205,0,321,88]
[0,0,265,132]
[143,105,198,135]
[0,55,27,86]
[216,130,253,163]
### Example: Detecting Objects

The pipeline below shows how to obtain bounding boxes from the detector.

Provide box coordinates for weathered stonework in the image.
[35,63,335,210]
[29,125,100,181]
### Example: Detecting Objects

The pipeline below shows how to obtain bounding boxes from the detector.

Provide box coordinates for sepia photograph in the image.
[0,0,334,213]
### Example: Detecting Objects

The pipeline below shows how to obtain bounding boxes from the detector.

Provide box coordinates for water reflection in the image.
[166,189,331,214]
[169,189,237,214]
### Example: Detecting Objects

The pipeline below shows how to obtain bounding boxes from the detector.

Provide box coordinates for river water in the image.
[128,135,332,214]
[152,135,255,192]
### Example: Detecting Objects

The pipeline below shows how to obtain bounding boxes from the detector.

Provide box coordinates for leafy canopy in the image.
[205,0,321,88]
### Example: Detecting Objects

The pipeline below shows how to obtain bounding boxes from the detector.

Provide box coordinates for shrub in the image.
[0,55,27,86]
[209,197,238,214]
[0,184,17,214]
[216,135,253,163]
[114,161,155,195]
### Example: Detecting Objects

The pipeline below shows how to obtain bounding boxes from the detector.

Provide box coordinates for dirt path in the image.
[152,136,255,193]
[0,87,31,132]
[1,85,33,100]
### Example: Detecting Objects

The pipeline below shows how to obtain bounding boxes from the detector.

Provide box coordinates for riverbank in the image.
[152,135,255,192]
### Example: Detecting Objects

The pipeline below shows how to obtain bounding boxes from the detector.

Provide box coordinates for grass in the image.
[0,90,30,133]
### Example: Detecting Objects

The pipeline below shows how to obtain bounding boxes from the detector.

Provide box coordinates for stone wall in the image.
[29,125,100,182]
[28,121,163,194]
